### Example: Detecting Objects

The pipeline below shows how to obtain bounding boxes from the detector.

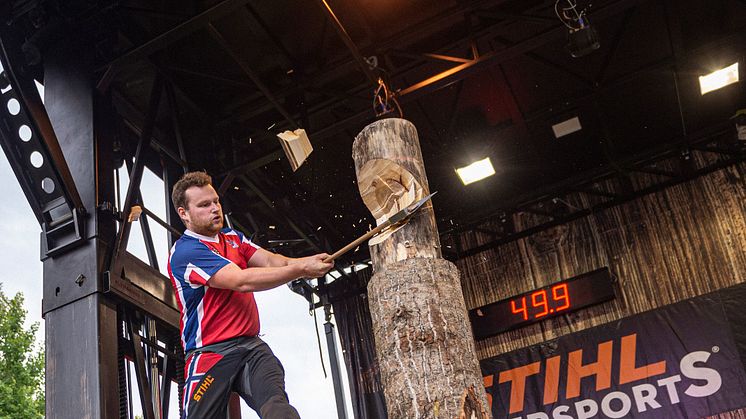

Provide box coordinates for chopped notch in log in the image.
[457,385,489,419]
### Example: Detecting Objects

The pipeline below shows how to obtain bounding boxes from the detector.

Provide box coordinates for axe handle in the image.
[323,220,391,263]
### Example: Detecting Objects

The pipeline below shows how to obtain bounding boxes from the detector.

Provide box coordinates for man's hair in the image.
[172,171,213,210]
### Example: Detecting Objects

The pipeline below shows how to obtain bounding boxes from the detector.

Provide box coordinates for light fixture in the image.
[552,116,582,138]
[699,62,739,95]
[456,157,495,185]
[555,0,600,58]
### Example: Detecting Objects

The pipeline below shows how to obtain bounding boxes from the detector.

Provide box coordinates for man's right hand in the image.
[295,253,334,278]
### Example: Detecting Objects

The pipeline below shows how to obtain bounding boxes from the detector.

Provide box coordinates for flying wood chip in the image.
[277,129,313,171]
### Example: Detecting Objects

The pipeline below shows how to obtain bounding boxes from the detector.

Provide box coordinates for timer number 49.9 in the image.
[510,284,571,321]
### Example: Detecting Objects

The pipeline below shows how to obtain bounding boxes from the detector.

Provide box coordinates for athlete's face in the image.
[179,184,223,236]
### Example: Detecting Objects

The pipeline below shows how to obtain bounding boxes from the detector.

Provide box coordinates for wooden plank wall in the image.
[456,160,746,361]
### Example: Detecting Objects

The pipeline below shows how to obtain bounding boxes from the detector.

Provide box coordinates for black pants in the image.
[183,337,300,419]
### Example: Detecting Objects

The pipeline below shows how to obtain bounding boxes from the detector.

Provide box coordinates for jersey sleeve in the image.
[236,230,262,262]
[169,240,232,287]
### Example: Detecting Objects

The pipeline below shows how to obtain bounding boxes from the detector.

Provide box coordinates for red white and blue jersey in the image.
[167,228,261,353]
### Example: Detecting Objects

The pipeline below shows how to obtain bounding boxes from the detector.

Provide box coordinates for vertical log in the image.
[353,118,490,418]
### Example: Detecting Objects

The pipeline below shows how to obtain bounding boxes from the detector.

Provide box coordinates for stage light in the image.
[699,62,739,95]
[567,24,600,58]
[552,116,582,138]
[456,157,495,185]
[555,0,600,58]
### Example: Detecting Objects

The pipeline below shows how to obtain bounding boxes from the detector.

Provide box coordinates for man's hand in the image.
[211,253,335,293]
[293,253,334,278]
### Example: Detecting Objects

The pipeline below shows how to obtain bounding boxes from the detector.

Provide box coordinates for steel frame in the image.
[216,0,653,175]
[1,1,744,417]
[0,22,188,419]
[441,125,746,258]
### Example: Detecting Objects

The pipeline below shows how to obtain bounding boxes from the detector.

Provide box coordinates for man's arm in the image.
[209,252,332,292]
[247,247,293,268]
[249,248,332,270]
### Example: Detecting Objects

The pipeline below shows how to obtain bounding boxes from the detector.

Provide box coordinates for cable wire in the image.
[554,0,589,30]
[312,298,328,379]
[373,77,403,118]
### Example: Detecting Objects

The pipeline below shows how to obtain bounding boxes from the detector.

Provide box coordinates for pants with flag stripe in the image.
[183,338,300,419]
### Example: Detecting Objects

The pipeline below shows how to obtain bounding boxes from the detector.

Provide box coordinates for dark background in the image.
[5,0,745,265]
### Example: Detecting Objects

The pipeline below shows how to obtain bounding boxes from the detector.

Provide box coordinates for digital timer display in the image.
[469,268,615,340]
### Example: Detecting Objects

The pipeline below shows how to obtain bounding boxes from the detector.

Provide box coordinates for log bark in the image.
[353,118,490,419]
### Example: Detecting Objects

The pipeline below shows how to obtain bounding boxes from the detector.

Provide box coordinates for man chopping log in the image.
[167,171,333,418]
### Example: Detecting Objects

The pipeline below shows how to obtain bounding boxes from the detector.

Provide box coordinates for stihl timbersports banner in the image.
[481,288,746,419]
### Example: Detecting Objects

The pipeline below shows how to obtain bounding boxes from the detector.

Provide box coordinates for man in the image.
[167,171,333,418]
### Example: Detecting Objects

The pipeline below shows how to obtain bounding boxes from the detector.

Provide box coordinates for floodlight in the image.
[552,117,582,138]
[555,0,600,58]
[456,158,495,185]
[567,24,600,58]
[699,63,739,95]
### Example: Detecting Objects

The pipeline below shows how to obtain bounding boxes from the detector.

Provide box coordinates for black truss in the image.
[443,125,745,258]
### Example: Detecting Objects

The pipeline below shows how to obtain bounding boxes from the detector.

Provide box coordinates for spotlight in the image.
[456,158,495,185]
[552,116,582,138]
[699,62,739,95]
[555,0,600,58]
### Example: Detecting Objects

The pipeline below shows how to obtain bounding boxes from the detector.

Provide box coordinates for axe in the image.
[322,191,437,263]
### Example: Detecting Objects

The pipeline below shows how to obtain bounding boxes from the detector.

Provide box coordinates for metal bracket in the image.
[40,205,86,259]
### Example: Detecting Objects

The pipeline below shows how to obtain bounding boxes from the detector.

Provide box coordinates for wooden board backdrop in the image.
[454,160,746,417]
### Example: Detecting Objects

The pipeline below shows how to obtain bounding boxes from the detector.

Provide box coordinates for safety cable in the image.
[554,0,589,30]
[373,77,403,118]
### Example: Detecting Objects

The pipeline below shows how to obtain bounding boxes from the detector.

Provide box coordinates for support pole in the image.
[325,313,348,419]
[41,34,120,419]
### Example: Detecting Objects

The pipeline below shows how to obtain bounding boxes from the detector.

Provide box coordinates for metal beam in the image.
[457,149,744,258]
[317,0,378,84]
[570,186,618,199]
[236,174,355,279]
[518,28,746,127]
[222,0,651,177]
[221,0,587,131]
[324,321,348,419]
[164,82,190,172]
[490,35,593,88]
[37,34,121,419]
[121,6,191,20]
[399,0,648,99]
[243,3,297,68]
[124,158,160,270]
[595,8,636,84]
[623,164,678,178]
[127,311,156,419]
[238,175,324,253]
[162,64,255,88]
[220,0,518,126]
[141,206,183,239]
[390,49,472,64]
[111,76,164,275]
[113,90,188,168]
[494,64,526,131]
[474,9,558,25]
[98,0,250,89]
[443,122,735,239]
[207,23,300,128]
[0,25,86,223]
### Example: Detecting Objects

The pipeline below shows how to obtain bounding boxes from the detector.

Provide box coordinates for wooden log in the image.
[353,118,490,419]
[353,118,441,273]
